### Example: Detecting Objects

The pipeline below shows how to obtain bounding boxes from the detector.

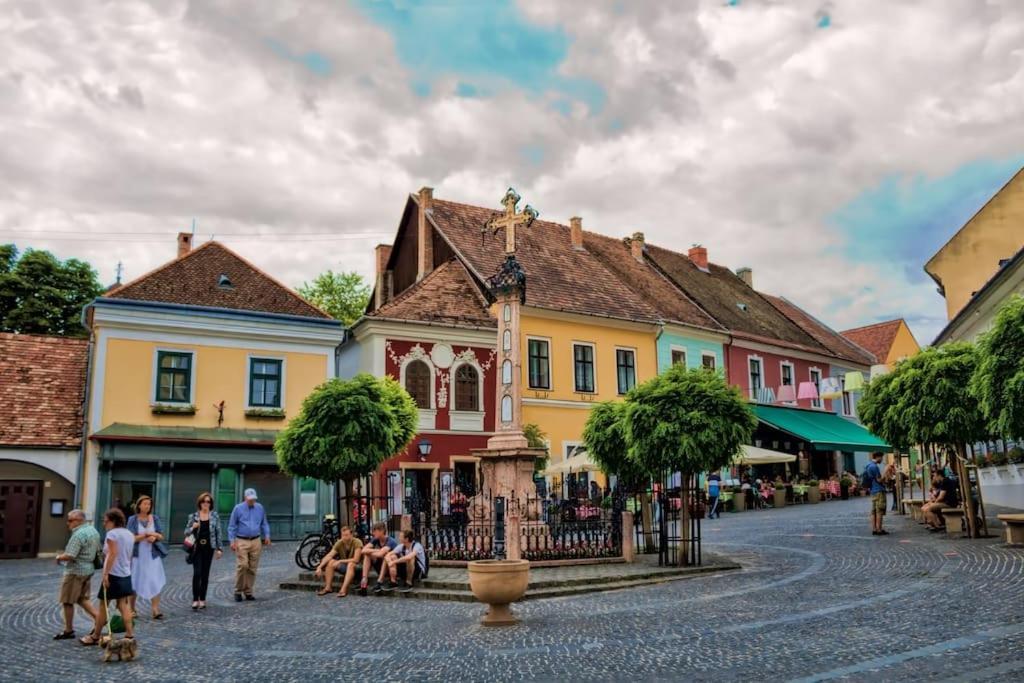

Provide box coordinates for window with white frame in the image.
[748,357,763,398]
[671,348,686,366]
[573,343,595,393]
[840,376,852,416]
[155,350,194,403]
[701,352,716,370]
[809,368,823,409]
[616,348,636,394]
[780,362,795,404]
[453,363,480,411]
[527,338,550,390]
[248,358,283,408]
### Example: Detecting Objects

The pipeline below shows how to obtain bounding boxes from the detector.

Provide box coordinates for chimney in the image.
[416,187,434,281]
[570,216,583,250]
[736,267,753,288]
[374,244,393,309]
[688,244,708,270]
[631,231,645,262]
[177,232,193,258]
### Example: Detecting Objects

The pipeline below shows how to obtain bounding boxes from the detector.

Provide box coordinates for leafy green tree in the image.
[523,423,549,472]
[275,374,417,517]
[624,365,756,476]
[297,270,370,326]
[582,400,649,487]
[971,295,1024,440]
[858,366,911,452]
[0,245,103,336]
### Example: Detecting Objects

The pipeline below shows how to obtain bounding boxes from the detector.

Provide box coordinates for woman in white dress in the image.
[127,495,167,619]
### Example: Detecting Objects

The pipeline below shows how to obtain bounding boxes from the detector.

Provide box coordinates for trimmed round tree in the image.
[971,294,1024,442]
[623,365,756,561]
[858,366,911,452]
[275,373,418,521]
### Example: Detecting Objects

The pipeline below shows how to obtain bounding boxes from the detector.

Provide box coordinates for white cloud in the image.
[2,0,1023,344]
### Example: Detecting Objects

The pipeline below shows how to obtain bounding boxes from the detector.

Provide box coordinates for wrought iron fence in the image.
[628,474,703,567]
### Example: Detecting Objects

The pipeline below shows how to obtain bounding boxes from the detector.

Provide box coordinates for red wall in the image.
[726,343,834,411]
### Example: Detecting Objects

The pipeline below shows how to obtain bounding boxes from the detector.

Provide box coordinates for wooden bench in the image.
[903,499,924,521]
[996,513,1024,546]
[941,507,965,537]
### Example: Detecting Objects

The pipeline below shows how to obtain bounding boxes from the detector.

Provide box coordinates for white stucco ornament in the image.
[431,343,454,369]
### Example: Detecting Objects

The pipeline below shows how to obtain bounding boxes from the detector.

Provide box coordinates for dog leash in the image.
[103,584,113,637]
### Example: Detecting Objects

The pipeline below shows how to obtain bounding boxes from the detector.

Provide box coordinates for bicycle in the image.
[294,514,339,570]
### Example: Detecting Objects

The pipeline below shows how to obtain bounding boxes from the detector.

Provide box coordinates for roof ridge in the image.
[0,331,88,344]
[767,294,877,364]
[376,259,465,313]
[840,319,904,334]
[112,239,218,293]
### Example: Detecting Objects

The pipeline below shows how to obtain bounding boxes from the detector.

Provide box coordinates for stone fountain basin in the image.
[467,559,530,626]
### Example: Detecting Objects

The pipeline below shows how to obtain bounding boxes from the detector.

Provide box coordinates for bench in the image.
[903,499,924,521]
[941,508,965,537]
[996,513,1024,546]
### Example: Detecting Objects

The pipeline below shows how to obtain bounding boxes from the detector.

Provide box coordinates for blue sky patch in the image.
[829,155,1024,284]
[356,0,604,112]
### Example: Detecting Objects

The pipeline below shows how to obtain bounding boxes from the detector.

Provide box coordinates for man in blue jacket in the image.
[228,488,271,602]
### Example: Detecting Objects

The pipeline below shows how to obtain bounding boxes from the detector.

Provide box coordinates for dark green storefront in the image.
[92,424,332,542]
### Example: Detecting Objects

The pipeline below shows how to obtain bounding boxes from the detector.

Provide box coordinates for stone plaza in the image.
[1,498,1022,682]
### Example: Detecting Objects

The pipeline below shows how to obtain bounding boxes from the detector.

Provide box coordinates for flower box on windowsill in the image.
[151,403,196,415]
[244,408,286,420]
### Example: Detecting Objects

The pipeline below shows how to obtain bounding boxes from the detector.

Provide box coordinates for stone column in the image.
[621,511,635,563]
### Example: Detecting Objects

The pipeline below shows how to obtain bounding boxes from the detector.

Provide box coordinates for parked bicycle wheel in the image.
[294,534,321,570]
[304,537,332,570]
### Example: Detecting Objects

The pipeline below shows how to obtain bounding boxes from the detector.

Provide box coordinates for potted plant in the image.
[773,480,787,508]
[806,479,821,504]
[839,475,852,500]
[732,486,746,512]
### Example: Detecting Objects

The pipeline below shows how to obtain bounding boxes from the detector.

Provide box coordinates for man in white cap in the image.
[227,488,271,602]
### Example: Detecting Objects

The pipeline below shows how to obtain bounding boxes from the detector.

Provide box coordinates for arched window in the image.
[502,329,512,351]
[502,359,512,386]
[501,395,513,424]
[454,364,480,412]
[503,304,511,322]
[405,360,431,409]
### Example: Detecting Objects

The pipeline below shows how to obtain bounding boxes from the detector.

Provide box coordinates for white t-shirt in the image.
[394,542,426,573]
[104,527,135,578]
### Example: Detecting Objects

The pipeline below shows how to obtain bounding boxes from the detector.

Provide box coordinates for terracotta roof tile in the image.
[644,244,824,350]
[764,295,877,366]
[0,333,88,448]
[371,259,496,328]
[429,199,662,323]
[109,242,330,319]
[840,320,904,362]
[581,232,723,330]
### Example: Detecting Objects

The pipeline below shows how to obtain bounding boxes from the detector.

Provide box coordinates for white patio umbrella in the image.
[733,444,797,466]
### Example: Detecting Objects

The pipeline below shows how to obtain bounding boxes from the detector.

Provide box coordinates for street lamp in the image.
[417,438,432,462]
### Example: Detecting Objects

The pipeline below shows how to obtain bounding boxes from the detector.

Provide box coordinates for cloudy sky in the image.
[3,0,1023,344]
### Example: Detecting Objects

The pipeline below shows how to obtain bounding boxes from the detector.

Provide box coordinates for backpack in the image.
[860,465,874,490]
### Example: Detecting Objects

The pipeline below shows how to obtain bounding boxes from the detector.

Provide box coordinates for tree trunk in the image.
[680,473,691,566]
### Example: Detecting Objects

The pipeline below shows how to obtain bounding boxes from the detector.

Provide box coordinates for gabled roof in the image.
[765,294,877,366]
[370,259,495,328]
[108,241,330,319]
[428,199,662,324]
[840,320,904,362]
[933,243,1024,345]
[581,232,723,331]
[643,244,824,350]
[0,333,88,449]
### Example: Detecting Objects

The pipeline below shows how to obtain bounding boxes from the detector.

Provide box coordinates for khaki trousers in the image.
[234,538,263,595]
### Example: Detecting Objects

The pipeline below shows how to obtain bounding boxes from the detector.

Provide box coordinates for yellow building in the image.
[83,234,344,539]
[925,167,1024,321]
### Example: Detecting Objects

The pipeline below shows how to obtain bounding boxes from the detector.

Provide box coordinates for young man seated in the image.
[314,525,363,597]
[921,471,959,531]
[361,522,398,595]
[382,530,426,593]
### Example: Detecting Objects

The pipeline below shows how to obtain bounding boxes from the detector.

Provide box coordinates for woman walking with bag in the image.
[80,508,135,645]
[127,495,167,619]
[185,492,223,610]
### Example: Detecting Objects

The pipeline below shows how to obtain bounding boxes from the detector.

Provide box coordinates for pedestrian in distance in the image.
[314,525,363,597]
[864,452,891,536]
[127,495,168,619]
[227,487,271,602]
[80,508,135,646]
[53,509,100,640]
[707,472,722,519]
[185,491,223,610]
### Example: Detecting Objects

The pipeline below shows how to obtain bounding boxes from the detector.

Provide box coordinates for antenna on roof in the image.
[115,261,124,285]
[191,218,197,235]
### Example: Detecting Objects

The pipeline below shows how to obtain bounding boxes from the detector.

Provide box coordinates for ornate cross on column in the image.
[485,187,538,255]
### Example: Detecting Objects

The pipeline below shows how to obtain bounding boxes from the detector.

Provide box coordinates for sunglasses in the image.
[201,499,212,505]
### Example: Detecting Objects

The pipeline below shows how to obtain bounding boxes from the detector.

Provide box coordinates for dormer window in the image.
[737,302,748,312]
[218,273,234,290]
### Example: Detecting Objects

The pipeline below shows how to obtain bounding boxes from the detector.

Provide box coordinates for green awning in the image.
[91,423,279,447]
[752,404,889,452]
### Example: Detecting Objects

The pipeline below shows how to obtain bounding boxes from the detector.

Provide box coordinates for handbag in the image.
[93,547,104,570]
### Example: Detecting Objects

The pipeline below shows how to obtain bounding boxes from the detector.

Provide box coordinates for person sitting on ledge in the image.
[382,530,426,593]
[314,525,363,598]
[362,522,398,596]
[922,470,959,531]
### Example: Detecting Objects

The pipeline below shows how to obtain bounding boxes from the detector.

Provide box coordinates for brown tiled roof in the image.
[109,242,330,319]
[370,259,496,328]
[764,295,876,366]
[644,244,824,350]
[428,199,662,323]
[840,320,904,362]
[0,333,88,448]
[582,232,723,331]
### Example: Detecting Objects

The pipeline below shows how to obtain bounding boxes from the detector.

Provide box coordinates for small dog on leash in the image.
[99,635,138,662]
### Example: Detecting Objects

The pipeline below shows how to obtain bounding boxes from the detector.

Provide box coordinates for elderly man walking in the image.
[228,488,271,602]
[53,509,100,640]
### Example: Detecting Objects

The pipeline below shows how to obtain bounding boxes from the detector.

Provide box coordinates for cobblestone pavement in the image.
[2,499,1022,682]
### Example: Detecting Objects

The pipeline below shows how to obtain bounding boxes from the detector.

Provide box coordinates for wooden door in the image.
[0,480,42,558]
